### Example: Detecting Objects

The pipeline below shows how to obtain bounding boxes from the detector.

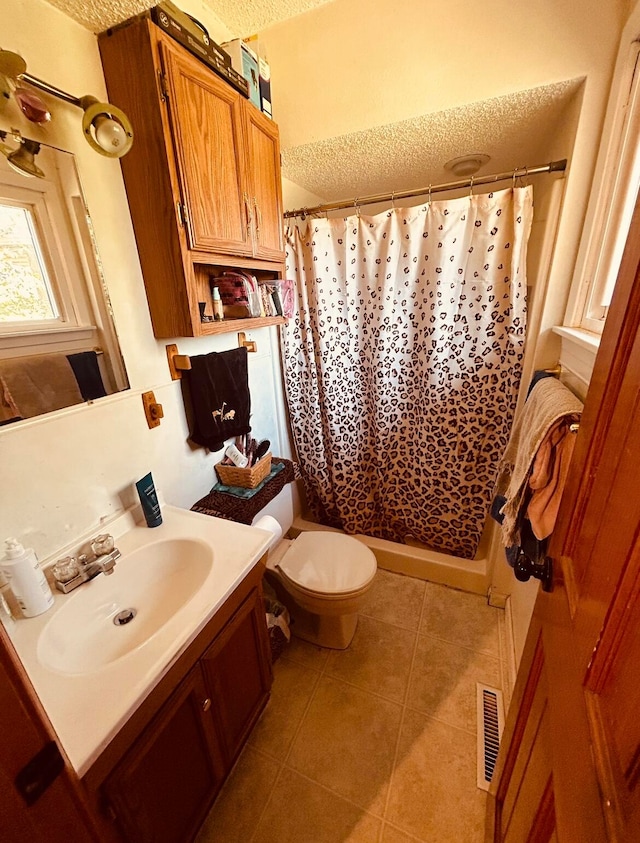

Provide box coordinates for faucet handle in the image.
[91,534,114,556]
[52,556,80,583]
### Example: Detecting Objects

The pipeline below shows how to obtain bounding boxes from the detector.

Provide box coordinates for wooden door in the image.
[103,663,226,843]
[160,35,253,257]
[201,585,272,765]
[244,105,285,261]
[488,199,640,840]
[0,627,99,843]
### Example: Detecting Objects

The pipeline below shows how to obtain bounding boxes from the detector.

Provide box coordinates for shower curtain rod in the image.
[283,158,567,219]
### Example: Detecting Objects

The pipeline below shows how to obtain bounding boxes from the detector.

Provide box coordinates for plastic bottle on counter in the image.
[1,538,54,617]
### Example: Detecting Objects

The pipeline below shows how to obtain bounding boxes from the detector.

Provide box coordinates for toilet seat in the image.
[277,531,377,596]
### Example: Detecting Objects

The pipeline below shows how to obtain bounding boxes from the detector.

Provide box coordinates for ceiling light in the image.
[79,96,134,158]
[444,154,491,178]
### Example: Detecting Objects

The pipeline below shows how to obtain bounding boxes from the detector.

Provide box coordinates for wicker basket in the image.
[215,452,272,489]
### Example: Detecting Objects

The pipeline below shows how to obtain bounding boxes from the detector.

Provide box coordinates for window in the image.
[0,201,61,324]
[566,43,640,335]
[0,146,98,354]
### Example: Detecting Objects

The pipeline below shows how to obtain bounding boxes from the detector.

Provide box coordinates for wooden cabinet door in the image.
[104,664,225,843]
[160,36,252,257]
[201,585,272,765]
[487,199,640,840]
[244,105,285,261]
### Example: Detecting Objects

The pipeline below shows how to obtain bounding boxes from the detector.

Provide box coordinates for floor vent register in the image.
[476,683,505,791]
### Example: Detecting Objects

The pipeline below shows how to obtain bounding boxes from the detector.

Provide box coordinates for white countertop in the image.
[6,504,272,777]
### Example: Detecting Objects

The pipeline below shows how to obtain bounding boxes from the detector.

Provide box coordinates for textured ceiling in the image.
[198,0,335,36]
[41,2,583,209]
[281,79,584,206]
[43,0,334,34]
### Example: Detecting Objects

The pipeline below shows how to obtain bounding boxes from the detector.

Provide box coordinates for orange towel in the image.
[526,418,578,539]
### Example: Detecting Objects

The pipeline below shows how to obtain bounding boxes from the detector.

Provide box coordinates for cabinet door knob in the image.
[202,698,212,712]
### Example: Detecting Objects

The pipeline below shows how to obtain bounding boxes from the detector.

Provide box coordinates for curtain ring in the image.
[428,184,432,206]
[354,197,360,217]
[391,190,395,209]
[512,168,517,189]
[469,175,474,198]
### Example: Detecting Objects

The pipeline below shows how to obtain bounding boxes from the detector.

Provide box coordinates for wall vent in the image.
[476,683,505,791]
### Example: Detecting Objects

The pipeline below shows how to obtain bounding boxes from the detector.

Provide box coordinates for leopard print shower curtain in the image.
[283,186,533,559]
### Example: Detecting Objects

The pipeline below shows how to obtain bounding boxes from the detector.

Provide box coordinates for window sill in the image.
[552,325,600,400]
[0,326,97,356]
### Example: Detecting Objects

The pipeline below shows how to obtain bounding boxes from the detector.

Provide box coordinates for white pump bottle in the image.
[1,538,54,617]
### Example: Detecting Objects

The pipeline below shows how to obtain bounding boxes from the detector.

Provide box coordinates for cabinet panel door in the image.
[245,106,285,261]
[202,586,272,764]
[161,37,252,256]
[104,665,225,843]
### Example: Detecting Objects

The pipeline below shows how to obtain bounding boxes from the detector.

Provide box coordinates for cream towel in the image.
[495,377,582,547]
[0,354,83,419]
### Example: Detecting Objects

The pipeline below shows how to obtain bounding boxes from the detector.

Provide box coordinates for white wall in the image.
[0,0,295,562]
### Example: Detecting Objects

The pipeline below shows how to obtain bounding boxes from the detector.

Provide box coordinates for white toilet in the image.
[264,530,377,650]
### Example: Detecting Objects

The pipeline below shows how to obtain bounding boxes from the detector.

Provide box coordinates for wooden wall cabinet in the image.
[84,563,272,843]
[99,18,286,338]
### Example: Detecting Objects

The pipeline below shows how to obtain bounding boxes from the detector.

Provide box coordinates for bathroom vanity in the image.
[6,505,274,843]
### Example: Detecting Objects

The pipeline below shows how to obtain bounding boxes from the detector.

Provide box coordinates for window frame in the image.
[0,157,97,354]
[564,39,640,335]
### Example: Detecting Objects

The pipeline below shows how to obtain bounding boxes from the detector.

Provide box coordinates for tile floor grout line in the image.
[413,627,503,662]
[276,760,389,822]
[247,659,325,843]
[358,608,424,634]
[281,654,325,767]
[246,758,286,843]
[379,579,429,829]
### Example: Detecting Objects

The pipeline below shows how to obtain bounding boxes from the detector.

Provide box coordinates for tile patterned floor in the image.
[196,569,507,843]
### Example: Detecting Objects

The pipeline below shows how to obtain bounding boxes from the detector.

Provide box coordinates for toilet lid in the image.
[278,532,377,594]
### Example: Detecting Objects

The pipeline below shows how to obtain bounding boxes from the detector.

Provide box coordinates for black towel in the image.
[67,351,108,401]
[186,347,251,451]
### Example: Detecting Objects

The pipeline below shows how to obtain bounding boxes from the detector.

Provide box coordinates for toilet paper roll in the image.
[253,514,283,548]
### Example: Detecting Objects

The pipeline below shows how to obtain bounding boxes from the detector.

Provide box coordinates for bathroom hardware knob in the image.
[91,534,114,556]
[202,698,211,712]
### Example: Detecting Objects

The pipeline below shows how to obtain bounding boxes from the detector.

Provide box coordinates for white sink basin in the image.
[37,538,213,675]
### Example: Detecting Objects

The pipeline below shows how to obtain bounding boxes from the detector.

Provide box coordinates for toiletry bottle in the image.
[1,538,54,617]
[136,472,163,527]
[225,443,249,467]
[212,287,224,321]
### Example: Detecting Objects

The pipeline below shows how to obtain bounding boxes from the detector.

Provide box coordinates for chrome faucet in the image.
[52,534,121,593]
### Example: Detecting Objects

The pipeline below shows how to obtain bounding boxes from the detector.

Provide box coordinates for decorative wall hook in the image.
[238,332,257,353]
[142,391,164,429]
[166,344,192,380]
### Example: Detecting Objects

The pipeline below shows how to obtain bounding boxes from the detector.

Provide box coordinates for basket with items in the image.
[215,436,272,489]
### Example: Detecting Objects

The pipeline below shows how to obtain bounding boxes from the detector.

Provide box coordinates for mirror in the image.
[0,132,129,424]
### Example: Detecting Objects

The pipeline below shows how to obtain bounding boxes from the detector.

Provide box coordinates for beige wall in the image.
[262,0,625,149]
[0,0,632,666]
[0,0,294,561]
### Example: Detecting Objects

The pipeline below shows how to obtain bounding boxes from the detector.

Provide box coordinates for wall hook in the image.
[238,332,257,353]
[142,391,164,429]
[166,344,192,380]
